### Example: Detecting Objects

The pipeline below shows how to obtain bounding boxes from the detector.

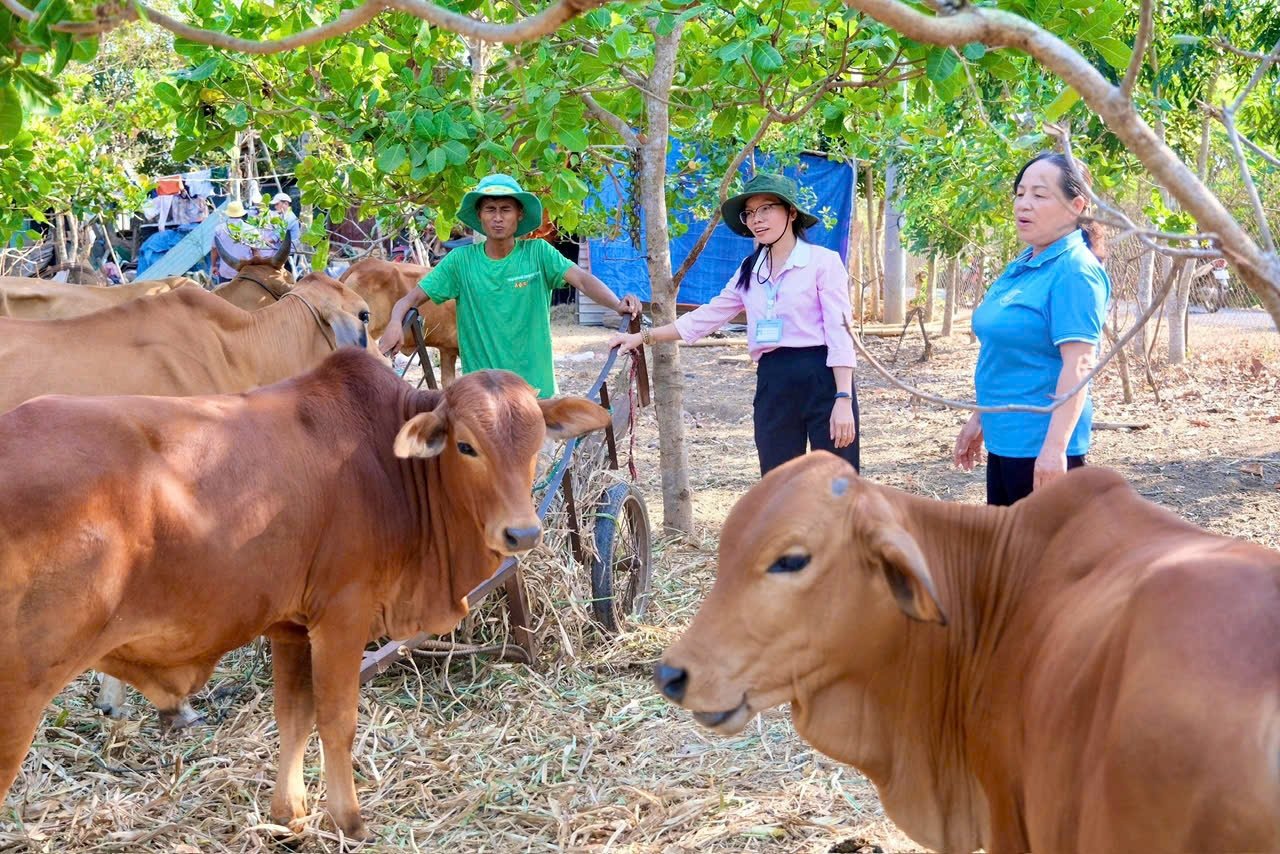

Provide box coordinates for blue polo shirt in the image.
[973,230,1111,457]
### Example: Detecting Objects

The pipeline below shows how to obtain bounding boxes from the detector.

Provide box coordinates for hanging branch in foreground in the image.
[4,0,611,49]
[843,257,1186,415]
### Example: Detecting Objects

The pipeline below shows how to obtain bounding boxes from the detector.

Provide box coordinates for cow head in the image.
[287,273,372,350]
[393,371,610,560]
[655,452,946,735]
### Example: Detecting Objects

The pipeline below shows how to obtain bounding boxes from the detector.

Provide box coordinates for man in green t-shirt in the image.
[379,174,641,397]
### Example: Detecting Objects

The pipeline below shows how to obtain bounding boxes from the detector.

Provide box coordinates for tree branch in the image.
[1229,32,1280,113]
[3,0,611,53]
[1119,0,1152,100]
[581,93,641,148]
[1221,105,1277,256]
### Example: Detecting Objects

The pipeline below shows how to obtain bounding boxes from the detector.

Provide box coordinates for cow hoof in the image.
[158,703,204,733]
[336,820,373,847]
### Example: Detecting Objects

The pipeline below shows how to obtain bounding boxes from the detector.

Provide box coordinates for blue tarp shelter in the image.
[587,151,855,304]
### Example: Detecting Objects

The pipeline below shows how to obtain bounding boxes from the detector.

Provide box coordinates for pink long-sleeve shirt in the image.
[674,240,856,367]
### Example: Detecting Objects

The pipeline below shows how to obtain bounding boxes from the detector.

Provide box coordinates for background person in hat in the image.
[269,191,301,246]
[378,174,641,398]
[210,199,256,285]
[609,172,859,477]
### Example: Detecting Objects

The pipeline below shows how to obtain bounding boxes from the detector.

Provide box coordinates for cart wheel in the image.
[590,482,652,634]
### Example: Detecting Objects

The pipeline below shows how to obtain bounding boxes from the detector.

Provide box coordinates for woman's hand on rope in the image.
[609,331,644,355]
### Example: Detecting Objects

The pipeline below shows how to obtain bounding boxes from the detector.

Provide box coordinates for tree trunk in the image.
[864,162,879,321]
[1167,260,1193,365]
[924,254,937,323]
[640,23,694,538]
[882,161,906,325]
[942,256,958,337]
[1134,249,1154,356]
[849,172,864,321]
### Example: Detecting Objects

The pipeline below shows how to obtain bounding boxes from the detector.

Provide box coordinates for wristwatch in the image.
[641,328,654,346]
[834,391,852,400]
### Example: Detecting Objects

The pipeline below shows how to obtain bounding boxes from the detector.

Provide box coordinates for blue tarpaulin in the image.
[587,151,854,304]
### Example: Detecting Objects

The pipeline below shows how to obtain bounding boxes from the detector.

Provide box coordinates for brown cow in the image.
[657,454,1280,853]
[340,257,459,384]
[0,273,370,414]
[0,349,609,839]
[0,275,199,320]
[211,231,295,310]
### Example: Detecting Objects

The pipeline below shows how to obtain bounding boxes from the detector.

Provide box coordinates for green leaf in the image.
[51,32,74,75]
[1091,36,1132,71]
[154,82,182,109]
[442,139,469,165]
[925,48,958,83]
[426,146,447,174]
[1044,86,1080,122]
[961,43,986,61]
[750,43,785,75]
[172,137,199,163]
[376,143,407,173]
[1170,34,1201,46]
[227,103,249,127]
[0,85,22,143]
[555,126,589,152]
[176,58,221,82]
[71,36,98,63]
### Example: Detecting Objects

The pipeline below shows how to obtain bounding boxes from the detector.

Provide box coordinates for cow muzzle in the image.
[491,523,542,555]
[654,661,752,733]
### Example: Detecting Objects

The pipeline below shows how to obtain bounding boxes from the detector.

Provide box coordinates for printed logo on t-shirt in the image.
[509,272,537,289]
[997,288,1023,306]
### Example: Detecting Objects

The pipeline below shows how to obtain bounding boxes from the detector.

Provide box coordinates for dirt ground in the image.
[3,308,1276,853]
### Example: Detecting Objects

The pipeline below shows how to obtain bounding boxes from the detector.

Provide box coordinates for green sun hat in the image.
[457,174,544,238]
[720,172,820,238]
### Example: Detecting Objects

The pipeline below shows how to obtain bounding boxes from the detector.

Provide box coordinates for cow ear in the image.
[871,527,947,625]
[539,396,611,441]
[394,410,448,458]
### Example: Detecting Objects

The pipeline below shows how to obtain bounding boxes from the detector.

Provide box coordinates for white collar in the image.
[752,238,812,279]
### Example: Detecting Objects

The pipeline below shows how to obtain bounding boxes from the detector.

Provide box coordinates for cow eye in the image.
[457,441,478,457]
[358,309,370,324]
[767,553,810,574]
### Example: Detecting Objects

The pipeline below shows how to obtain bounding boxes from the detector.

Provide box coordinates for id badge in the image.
[755,318,783,344]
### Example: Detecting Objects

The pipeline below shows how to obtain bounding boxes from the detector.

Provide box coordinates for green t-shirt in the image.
[419,239,574,397]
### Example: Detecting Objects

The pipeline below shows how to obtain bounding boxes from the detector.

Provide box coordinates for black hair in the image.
[734,214,809,291]
[1013,152,1107,261]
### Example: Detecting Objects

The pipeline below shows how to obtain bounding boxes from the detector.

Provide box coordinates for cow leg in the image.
[440,348,458,385]
[269,635,315,833]
[0,694,52,803]
[309,622,371,842]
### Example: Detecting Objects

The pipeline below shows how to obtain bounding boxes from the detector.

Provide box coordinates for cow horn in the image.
[214,233,244,271]
[269,230,291,269]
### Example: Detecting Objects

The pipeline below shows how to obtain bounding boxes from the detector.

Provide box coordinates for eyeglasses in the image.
[739,202,783,225]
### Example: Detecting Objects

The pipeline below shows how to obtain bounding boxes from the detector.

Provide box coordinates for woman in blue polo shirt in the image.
[953,152,1111,505]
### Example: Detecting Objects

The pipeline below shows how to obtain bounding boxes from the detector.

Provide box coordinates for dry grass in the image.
[3,305,1274,853]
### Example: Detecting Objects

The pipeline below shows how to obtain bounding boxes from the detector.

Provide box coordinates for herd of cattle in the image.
[1,250,1278,850]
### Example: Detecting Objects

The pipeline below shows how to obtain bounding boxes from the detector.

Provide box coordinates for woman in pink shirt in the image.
[610,173,858,476]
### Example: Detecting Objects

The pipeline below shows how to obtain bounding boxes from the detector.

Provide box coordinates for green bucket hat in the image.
[721,172,820,238]
[457,174,543,238]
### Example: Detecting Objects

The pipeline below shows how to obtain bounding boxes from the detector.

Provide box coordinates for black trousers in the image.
[753,345,860,477]
[986,451,1086,506]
